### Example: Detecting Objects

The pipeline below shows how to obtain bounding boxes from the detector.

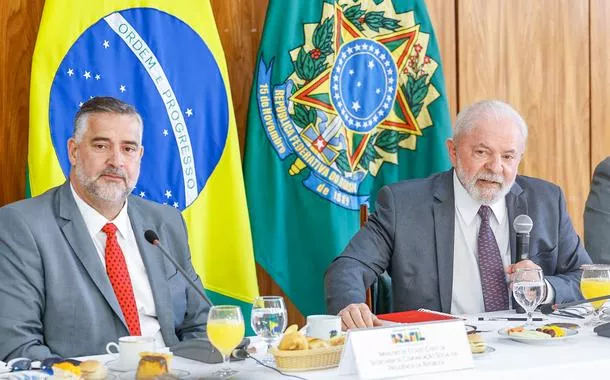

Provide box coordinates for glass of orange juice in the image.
[207,305,245,377]
[580,264,610,325]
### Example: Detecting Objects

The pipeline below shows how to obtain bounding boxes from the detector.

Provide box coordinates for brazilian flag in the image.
[29,0,259,330]
[244,0,452,316]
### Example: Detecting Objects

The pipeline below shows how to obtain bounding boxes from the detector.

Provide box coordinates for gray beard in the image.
[455,164,513,205]
[75,166,134,202]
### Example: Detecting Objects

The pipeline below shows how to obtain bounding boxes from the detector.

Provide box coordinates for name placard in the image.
[338,320,474,379]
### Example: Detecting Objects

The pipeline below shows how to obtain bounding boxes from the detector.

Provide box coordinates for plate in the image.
[118,369,190,379]
[0,370,49,379]
[498,327,579,343]
[472,345,495,358]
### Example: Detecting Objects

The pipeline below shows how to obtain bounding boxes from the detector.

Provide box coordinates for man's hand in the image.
[338,303,385,330]
[505,259,541,275]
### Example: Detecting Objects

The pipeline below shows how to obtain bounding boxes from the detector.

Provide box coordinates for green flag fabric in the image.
[244,0,452,317]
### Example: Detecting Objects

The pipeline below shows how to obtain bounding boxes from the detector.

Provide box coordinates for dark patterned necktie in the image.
[103,223,141,335]
[477,206,509,311]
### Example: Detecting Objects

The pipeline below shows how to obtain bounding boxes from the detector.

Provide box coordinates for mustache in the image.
[475,172,504,185]
[96,167,127,181]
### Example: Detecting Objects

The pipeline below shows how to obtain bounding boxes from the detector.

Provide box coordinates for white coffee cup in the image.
[106,336,155,370]
[306,315,342,340]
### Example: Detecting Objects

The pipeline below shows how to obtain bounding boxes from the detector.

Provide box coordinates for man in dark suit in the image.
[0,97,209,360]
[325,100,591,330]
[584,156,610,264]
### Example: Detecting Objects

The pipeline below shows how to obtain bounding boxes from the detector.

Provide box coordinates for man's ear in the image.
[67,138,78,165]
[446,138,457,167]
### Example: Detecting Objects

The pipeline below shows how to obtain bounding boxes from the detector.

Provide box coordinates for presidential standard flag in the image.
[244,0,452,316]
[29,1,258,319]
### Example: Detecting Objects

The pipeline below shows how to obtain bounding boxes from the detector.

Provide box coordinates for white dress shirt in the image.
[450,173,553,314]
[450,173,512,314]
[70,184,166,347]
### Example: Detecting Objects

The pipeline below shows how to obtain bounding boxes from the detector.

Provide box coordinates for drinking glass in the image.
[511,268,545,327]
[250,296,287,364]
[580,264,610,326]
[207,305,245,378]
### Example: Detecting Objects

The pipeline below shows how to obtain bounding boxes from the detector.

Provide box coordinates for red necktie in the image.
[102,223,141,335]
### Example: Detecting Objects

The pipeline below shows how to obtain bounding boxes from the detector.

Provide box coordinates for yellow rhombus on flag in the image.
[29,0,258,312]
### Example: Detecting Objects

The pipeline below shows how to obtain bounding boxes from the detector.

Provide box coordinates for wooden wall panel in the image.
[426,0,457,120]
[457,0,590,234]
[0,0,44,205]
[591,0,610,173]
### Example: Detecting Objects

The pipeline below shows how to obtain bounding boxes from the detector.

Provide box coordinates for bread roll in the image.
[79,360,107,380]
[468,333,486,354]
[278,331,308,350]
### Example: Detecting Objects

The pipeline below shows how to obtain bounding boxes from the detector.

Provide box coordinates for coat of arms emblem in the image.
[255,0,443,209]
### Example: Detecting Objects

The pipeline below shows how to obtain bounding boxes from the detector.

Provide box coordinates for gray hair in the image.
[453,100,528,145]
[73,96,143,143]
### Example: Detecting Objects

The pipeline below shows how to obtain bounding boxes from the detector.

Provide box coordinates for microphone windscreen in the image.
[144,230,159,244]
[513,214,533,234]
[540,303,555,315]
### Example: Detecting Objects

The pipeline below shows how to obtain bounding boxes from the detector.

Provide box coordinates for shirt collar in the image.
[453,171,506,226]
[70,182,131,239]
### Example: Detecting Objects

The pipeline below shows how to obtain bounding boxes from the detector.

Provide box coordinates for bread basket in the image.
[270,345,343,371]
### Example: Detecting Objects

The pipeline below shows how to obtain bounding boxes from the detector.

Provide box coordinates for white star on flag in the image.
[376,88,381,94]
[368,60,375,69]
[164,190,172,199]
[349,69,355,75]
[162,129,169,136]
[185,108,193,117]
[78,102,83,107]
[355,45,361,51]
[83,71,91,79]
[352,101,361,112]
[103,40,110,48]
[173,202,179,208]
[94,74,101,80]
[119,84,126,93]
[67,68,74,77]
[356,81,362,87]
[314,138,326,151]
[139,191,146,197]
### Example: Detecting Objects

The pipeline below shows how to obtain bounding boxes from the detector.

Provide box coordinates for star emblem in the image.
[94,74,101,80]
[103,40,110,48]
[139,191,146,198]
[119,84,126,93]
[173,202,179,208]
[289,3,423,170]
[185,108,193,117]
[351,101,361,112]
[67,68,74,77]
[162,129,169,136]
[164,190,172,199]
[83,71,91,80]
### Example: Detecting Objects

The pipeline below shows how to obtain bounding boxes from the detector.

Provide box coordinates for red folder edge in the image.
[377,310,457,324]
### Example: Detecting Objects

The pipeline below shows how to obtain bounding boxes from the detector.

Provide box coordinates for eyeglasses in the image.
[5,358,80,374]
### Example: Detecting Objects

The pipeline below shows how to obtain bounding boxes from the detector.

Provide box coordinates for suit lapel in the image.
[506,179,527,263]
[57,182,127,328]
[128,200,174,342]
[432,170,456,313]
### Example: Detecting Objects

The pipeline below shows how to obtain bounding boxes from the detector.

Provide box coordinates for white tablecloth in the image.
[85,311,610,380]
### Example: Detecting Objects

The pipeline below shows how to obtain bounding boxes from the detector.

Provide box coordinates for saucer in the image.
[119,369,190,379]
[105,358,135,372]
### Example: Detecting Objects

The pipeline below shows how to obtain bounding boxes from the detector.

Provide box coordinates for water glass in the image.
[511,268,545,327]
[251,296,287,364]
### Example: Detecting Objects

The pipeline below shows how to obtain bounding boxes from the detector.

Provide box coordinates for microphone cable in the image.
[232,349,308,380]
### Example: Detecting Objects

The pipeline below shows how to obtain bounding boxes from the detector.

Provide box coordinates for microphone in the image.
[540,294,610,314]
[512,215,533,314]
[513,214,533,262]
[144,230,213,309]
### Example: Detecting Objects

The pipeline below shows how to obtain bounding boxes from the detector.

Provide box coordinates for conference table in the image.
[86,310,610,379]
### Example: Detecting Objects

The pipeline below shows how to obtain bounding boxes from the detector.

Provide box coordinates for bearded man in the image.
[325,100,592,330]
[0,97,209,361]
